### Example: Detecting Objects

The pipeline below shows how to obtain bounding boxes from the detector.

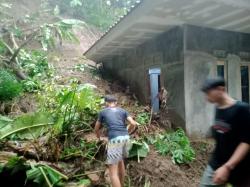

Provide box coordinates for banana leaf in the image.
[0,112,54,140]
[0,115,13,129]
[26,164,68,187]
[128,140,150,162]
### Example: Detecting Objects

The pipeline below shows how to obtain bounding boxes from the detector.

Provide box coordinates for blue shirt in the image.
[98,107,129,139]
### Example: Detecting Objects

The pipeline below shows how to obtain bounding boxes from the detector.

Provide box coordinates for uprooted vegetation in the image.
[0,56,211,186]
[0,0,212,186]
[0,75,211,186]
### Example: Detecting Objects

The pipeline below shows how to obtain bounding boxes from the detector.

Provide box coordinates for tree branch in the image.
[9,32,37,64]
[0,39,14,55]
[10,32,19,49]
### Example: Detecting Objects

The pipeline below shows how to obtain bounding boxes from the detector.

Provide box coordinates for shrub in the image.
[19,50,50,78]
[0,69,23,101]
[152,129,196,164]
[136,112,150,125]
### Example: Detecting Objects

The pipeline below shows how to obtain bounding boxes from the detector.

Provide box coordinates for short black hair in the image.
[104,95,117,102]
[201,78,226,92]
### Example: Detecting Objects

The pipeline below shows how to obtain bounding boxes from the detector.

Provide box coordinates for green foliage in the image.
[0,69,23,101]
[0,40,7,54]
[78,179,91,186]
[3,156,28,175]
[19,50,51,78]
[0,112,54,140]
[73,64,87,72]
[0,156,68,187]
[136,112,150,125]
[0,115,13,129]
[38,81,103,135]
[39,19,81,51]
[21,79,42,93]
[128,140,150,162]
[26,164,68,187]
[61,139,98,160]
[49,0,139,30]
[152,129,195,164]
[18,50,54,92]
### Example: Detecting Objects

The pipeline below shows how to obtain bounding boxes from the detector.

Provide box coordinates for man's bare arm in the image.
[94,120,102,139]
[127,116,140,126]
[213,142,250,184]
[224,142,250,170]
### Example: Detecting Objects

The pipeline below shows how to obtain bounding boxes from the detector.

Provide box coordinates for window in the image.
[217,65,225,78]
[241,66,249,103]
[217,61,226,80]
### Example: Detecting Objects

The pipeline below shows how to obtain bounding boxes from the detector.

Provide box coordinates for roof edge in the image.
[84,0,144,58]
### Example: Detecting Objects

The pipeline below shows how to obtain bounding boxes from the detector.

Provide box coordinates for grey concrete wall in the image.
[103,26,186,127]
[103,25,250,136]
[184,25,250,137]
[184,51,217,136]
[185,25,250,57]
[227,54,242,100]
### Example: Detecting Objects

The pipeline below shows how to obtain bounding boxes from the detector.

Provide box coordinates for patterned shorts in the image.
[106,135,130,165]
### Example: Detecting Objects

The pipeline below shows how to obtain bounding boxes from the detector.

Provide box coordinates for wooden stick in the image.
[70,169,105,178]
[148,107,153,126]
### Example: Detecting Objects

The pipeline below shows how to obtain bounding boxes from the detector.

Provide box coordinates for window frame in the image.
[240,61,250,103]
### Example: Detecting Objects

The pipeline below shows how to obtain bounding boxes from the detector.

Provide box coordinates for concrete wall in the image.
[184,25,250,136]
[103,24,250,137]
[227,54,242,100]
[103,26,186,127]
[185,25,250,55]
[184,51,217,136]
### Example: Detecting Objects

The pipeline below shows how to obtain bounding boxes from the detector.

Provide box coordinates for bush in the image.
[19,50,50,78]
[0,69,23,101]
[151,129,195,164]
[136,112,150,125]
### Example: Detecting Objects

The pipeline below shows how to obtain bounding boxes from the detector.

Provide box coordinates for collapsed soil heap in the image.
[128,140,212,187]
[48,42,213,186]
[128,151,193,187]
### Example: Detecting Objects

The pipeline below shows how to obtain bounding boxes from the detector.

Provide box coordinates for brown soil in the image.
[128,141,213,187]
[0,93,37,116]
[128,150,194,187]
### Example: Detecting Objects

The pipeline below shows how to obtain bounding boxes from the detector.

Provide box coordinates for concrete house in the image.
[85,0,250,137]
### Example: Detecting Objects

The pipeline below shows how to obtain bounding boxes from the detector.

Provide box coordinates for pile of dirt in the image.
[128,141,213,187]
[128,150,195,187]
[178,140,214,185]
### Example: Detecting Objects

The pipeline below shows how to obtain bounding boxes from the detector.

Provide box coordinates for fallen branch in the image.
[148,107,153,126]
[9,32,37,64]
[0,39,14,55]
[70,170,105,179]
[10,32,18,49]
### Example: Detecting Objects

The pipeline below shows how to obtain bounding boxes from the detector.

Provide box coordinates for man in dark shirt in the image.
[95,95,139,187]
[200,78,250,187]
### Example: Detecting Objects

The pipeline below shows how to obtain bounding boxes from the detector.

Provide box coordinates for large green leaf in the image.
[128,140,150,162]
[0,115,13,129]
[0,112,54,140]
[26,164,68,187]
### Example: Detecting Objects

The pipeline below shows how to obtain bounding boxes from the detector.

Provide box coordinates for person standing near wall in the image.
[200,78,250,187]
[95,95,139,187]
